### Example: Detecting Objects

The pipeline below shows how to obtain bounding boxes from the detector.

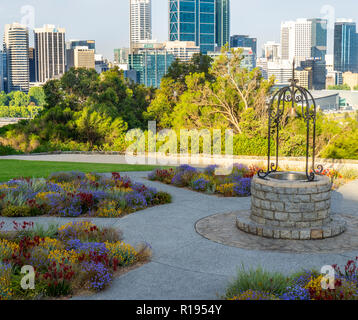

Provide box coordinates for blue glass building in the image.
[129,49,175,88]
[169,0,216,53]
[334,21,358,72]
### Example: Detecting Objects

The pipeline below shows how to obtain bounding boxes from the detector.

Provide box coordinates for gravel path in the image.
[1,171,358,300]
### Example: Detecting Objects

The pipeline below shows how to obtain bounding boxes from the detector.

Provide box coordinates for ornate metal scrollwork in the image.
[259,60,324,182]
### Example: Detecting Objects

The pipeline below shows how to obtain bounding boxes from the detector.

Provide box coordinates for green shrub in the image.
[151,191,172,205]
[225,266,289,298]
[1,205,33,217]
[0,144,20,156]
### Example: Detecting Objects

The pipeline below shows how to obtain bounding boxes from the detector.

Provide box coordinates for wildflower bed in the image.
[148,164,357,197]
[0,172,171,218]
[225,260,358,300]
[148,164,258,197]
[0,221,151,300]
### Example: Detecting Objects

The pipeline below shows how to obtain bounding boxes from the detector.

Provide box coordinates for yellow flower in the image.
[48,249,79,264]
[105,241,138,266]
[0,239,19,259]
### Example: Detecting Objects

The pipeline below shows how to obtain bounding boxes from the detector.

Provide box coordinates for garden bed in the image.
[0,221,151,300]
[148,164,357,196]
[0,172,171,218]
[148,164,256,198]
[225,261,358,300]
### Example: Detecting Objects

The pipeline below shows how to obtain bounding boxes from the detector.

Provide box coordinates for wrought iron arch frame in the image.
[258,64,323,182]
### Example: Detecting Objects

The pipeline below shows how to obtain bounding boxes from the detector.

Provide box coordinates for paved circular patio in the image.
[1,170,358,300]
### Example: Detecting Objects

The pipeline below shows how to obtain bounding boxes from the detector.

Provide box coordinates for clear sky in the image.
[0,0,357,60]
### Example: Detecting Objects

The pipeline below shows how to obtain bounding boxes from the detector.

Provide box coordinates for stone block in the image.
[280,230,292,239]
[296,222,310,228]
[263,210,274,220]
[275,212,288,221]
[299,203,315,213]
[291,231,300,240]
[265,192,279,201]
[271,201,284,211]
[279,221,295,228]
[285,203,300,213]
[311,229,323,240]
[289,213,302,222]
[292,194,311,202]
[302,212,318,221]
[260,200,271,210]
[263,228,273,238]
[300,230,311,240]
[273,230,281,239]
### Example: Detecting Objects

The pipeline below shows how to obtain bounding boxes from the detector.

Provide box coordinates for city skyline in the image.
[1,0,358,59]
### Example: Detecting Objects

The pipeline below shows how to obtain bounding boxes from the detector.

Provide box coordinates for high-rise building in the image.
[169,0,216,54]
[28,48,36,83]
[208,47,256,71]
[95,54,110,74]
[300,58,326,90]
[267,60,293,86]
[0,50,5,92]
[67,47,95,70]
[114,48,130,65]
[334,19,358,73]
[216,0,230,48]
[3,23,30,93]
[130,0,152,50]
[343,71,358,89]
[34,24,66,83]
[263,41,280,61]
[129,45,175,87]
[67,40,95,51]
[280,18,327,63]
[230,35,257,58]
[164,41,200,62]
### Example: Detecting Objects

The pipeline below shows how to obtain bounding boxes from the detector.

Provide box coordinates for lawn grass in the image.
[0,160,164,182]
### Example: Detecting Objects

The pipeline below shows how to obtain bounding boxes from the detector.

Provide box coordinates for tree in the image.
[327,84,351,90]
[8,91,30,107]
[171,47,274,134]
[0,92,9,106]
[28,87,46,106]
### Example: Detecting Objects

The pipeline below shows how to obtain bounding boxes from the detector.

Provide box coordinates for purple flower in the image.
[82,262,113,291]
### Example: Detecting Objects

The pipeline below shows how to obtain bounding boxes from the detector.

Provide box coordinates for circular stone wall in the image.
[236,173,346,240]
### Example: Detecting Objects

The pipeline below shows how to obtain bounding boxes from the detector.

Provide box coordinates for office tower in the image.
[230,35,257,57]
[208,47,255,71]
[164,41,200,62]
[28,48,36,82]
[295,67,313,90]
[169,0,216,54]
[267,60,293,86]
[129,45,175,87]
[67,47,95,70]
[343,71,358,89]
[263,41,280,61]
[300,58,326,90]
[3,23,30,93]
[114,48,130,64]
[130,0,152,50]
[34,24,66,83]
[67,40,95,51]
[334,19,358,73]
[0,50,5,92]
[216,0,230,48]
[280,18,327,63]
[280,21,295,60]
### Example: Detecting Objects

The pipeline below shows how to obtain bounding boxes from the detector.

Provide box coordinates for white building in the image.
[34,24,66,83]
[164,41,200,62]
[263,41,281,62]
[130,0,152,50]
[3,23,29,93]
[267,60,293,85]
[280,18,327,64]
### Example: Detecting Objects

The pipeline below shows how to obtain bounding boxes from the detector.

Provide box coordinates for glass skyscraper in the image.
[129,49,175,88]
[230,35,257,57]
[215,0,230,48]
[334,20,358,72]
[169,0,216,53]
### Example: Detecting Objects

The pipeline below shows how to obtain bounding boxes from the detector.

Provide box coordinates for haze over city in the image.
[1,0,358,59]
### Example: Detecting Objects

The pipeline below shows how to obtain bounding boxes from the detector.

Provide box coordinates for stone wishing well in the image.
[236,62,346,240]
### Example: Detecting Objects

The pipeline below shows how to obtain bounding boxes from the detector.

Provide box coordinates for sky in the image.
[0,0,358,60]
